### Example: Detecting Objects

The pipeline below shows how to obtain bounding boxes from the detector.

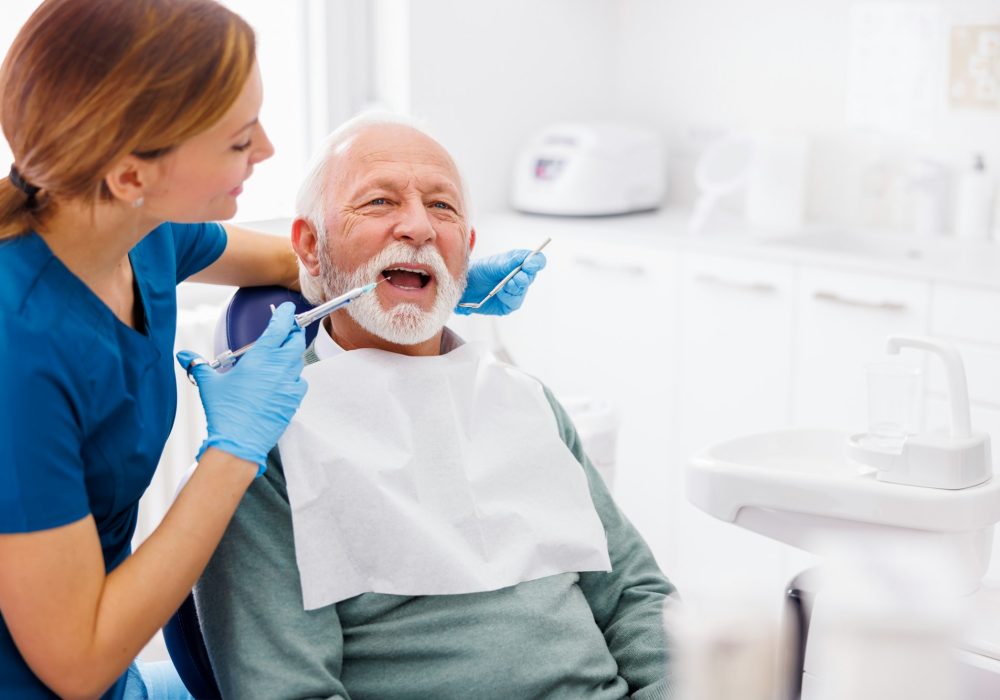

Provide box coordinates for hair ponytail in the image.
[0,175,41,240]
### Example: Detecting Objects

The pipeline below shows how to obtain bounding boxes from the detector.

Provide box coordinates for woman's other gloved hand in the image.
[455,249,547,316]
[177,302,308,475]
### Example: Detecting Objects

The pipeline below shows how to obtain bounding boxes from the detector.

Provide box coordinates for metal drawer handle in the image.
[574,256,648,276]
[813,290,907,312]
[694,273,777,294]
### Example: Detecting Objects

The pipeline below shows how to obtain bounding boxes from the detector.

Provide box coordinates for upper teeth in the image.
[387,267,427,275]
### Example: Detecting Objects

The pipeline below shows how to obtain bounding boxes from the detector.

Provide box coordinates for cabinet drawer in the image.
[679,253,796,449]
[926,340,1000,408]
[793,268,929,430]
[932,285,1000,344]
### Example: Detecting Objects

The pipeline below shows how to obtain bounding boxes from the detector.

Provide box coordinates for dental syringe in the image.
[205,280,382,371]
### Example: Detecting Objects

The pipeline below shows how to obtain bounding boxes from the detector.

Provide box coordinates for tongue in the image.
[386,270,425,289]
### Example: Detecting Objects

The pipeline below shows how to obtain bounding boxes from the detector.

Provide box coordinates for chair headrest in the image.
[217,286,320,357]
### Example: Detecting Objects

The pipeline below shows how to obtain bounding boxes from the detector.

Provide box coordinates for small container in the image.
[866,362,922,451]
[954,154,994,241]
[993,179,1000,241]
[905,159,948,237]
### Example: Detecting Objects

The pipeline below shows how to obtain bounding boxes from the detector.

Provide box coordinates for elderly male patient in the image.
[195,115,678,700]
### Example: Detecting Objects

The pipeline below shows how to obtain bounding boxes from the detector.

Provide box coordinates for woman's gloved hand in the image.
[176,302,308,475]
[455,249,547,316]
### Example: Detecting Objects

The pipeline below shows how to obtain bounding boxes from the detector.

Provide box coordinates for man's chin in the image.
[348,302,446,346]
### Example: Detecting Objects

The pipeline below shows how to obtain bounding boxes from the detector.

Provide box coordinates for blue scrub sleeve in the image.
[172,222,228,283]
[0,317,90,533]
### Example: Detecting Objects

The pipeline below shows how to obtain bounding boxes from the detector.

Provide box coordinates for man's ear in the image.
[291,217,322,276]
[468,227,476,254]
[104,154,156,206]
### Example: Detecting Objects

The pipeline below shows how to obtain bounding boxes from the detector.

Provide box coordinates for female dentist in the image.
[0,2,545,698]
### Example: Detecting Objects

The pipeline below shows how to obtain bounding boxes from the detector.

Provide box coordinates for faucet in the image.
[886,336,971,439]
[847,335,991,490]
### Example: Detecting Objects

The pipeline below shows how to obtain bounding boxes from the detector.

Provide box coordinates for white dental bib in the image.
[279,327,611,610]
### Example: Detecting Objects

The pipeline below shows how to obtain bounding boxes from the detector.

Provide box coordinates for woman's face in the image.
[143,61,274,223]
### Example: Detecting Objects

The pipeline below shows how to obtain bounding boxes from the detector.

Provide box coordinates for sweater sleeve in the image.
[543,388,680,700]
[194,447,351,700]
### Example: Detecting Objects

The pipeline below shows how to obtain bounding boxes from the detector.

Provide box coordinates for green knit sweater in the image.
[195,347,678,700]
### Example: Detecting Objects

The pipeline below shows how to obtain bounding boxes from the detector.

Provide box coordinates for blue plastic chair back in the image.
[163,286,316,699]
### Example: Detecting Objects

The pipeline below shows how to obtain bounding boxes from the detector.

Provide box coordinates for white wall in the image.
[395,0,1000,233]
[0,2,43,172]
[401,0,621,215]
[615,0,1000,229]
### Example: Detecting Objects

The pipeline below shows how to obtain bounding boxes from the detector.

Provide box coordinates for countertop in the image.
[476,208,1000,291]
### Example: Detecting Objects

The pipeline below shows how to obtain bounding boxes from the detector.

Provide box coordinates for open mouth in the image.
[382,266,432,290]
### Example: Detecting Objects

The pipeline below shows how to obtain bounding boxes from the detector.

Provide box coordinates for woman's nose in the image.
[251,122,276,164]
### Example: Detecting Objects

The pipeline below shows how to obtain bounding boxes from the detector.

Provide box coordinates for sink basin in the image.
[688,429,1000,591]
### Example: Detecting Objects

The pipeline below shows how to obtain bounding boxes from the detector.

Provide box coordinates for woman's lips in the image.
[229,184,244,197]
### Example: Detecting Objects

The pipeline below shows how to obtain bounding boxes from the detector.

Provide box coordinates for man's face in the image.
[316,125,475,346]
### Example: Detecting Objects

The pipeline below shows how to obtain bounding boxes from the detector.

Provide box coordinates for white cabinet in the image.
[674,253,798,593]
[487,237,681,569]
[932,285,1000,345]
[927,283,1000,581]
[678,254,796,451]
[465,212,1000,601]
[792,267,929,432]
[929,284,1000,407]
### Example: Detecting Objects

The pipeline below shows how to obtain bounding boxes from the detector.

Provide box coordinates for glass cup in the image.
[866,362,923,451]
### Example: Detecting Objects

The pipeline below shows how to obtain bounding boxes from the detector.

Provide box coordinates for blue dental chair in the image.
[162,286,320,699]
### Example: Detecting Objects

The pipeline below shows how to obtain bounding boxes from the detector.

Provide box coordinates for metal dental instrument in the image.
[457,237,551,309]
[186,280,382,384]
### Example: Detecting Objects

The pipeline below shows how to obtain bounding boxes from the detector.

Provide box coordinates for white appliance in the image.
[690,131,810,234]
[510,123,664,216]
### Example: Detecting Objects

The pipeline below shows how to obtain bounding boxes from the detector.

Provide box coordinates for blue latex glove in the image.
[455,249,548,316]
[176,302,308,475]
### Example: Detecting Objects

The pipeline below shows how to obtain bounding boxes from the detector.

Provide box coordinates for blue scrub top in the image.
[0,222,227,699]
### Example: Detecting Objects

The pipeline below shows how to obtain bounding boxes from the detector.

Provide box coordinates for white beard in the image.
[321,241,466,345]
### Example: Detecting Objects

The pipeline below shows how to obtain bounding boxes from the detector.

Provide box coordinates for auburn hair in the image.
[0,0,256,239]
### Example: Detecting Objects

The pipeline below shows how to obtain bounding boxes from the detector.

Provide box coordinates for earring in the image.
[133,197,144,209]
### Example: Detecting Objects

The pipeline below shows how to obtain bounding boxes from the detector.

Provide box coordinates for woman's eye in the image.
[368,198,388,206]
[232,140,252,152]
[431,201,454,211]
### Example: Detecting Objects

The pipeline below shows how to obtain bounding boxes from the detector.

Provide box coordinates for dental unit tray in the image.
[847,336,992,490]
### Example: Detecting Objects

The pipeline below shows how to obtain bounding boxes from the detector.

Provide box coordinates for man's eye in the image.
[231,140,252,152]
[368,198,388,206]
[431,202,454,211]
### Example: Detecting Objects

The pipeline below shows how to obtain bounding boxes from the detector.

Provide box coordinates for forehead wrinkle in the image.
[325,126,470,221]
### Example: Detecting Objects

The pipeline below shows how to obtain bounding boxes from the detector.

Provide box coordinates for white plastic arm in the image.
[885,335,971,438]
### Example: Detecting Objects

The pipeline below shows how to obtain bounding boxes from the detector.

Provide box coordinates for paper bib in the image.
[278,341,611,610]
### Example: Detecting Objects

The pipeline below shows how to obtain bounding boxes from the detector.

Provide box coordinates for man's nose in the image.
[392,200,436,245]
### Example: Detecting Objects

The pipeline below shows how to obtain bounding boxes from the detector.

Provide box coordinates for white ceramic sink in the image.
[688,428,1000,591]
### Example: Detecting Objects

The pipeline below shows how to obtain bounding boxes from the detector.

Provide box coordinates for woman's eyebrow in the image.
[229,117,258,138]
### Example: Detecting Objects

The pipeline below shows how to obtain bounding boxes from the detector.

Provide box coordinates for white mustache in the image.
[357,242,451,284]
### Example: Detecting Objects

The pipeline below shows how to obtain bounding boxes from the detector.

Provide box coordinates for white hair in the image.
[295,111,473,304]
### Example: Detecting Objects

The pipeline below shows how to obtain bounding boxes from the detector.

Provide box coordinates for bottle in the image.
[993,179,1000,241]
[667,594,786,700]
[905,159,947,237]
[953,153,994,241]
[816,536,961,700]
